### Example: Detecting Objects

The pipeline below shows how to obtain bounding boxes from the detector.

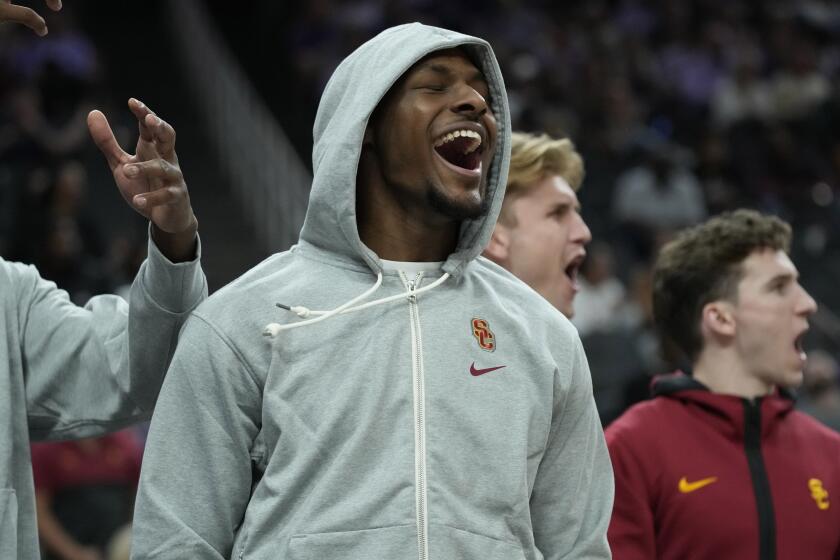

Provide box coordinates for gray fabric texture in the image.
[0,234,206,560]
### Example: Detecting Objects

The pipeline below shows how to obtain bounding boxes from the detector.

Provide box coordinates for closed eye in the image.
[768,275,794,293]
[549,204,573,219]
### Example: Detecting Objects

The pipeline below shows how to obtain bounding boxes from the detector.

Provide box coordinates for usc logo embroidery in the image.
[809,478,830,510]
[471,318,496,352]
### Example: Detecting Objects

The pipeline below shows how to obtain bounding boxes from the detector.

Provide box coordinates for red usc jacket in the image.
[606,373,840,560]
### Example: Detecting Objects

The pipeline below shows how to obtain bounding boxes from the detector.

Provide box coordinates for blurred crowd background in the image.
[4,0,840,558]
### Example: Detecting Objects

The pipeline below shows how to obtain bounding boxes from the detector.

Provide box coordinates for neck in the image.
[356,172,459,263]
[357,200,459,262]
[692,347,775,399]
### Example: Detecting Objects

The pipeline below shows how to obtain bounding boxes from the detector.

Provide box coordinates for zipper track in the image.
[402,271,429,560]
[743,399,776,560]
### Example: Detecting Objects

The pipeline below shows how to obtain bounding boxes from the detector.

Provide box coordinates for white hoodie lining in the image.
[380,259,444,274]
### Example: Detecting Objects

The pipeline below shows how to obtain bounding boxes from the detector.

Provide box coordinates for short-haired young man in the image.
[606,209,840,559]
[483,132,591,317]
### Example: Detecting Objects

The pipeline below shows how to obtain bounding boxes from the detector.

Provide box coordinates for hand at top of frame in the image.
[0,0,61,36]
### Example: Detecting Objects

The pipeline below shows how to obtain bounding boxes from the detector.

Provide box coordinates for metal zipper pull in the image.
[407,272,422,303]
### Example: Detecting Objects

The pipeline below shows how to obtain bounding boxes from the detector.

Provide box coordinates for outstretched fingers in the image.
[87,110,128,170]
[1,3,48,36]
[128,98,178,161]
[147,113,177,161]
[132,185,187,210]
[124,158,183,186]
[128,98,155,142]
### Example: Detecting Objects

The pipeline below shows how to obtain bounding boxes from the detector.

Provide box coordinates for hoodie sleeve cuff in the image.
[140,224,207,314]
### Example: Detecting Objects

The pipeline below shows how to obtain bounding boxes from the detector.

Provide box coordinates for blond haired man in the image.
[484,132,591,317]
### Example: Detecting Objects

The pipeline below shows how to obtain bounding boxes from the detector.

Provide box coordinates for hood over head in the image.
[298,22,512,278]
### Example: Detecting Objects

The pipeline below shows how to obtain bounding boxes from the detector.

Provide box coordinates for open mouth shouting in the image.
[433,125,486,178]
[794,327,808,363]
[564,253,585,291]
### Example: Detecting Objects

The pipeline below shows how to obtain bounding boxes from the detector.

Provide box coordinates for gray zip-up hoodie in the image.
[132,23,613,560]
[1,235,206,560]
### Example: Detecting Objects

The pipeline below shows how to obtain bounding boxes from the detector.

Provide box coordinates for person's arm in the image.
[132,315,262,559]
[605,425,657,559]
[530,335,614,559]
[0,0,61,36]
[20,237,205,441]
[24,100,207,441]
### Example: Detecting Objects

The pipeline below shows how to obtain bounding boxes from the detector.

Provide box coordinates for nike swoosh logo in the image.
[678,476,718,493]
[470,362,506,377]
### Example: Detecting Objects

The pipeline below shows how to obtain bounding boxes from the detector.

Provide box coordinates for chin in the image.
[788,370,805,388]
[553,286,575,318]
[547,295,573,318]
[428,184,487,221]
[775,370,804,389]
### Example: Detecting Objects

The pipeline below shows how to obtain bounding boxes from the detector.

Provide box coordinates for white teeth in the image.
[433,129,482,154]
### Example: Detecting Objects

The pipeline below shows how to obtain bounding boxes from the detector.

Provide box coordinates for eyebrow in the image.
[551,201,581,212]
[764,272,796,288]
[415,63,487,87]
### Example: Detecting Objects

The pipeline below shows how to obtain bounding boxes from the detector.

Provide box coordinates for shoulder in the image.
[193,251,295,323]
[0,256,38,286]
[0,257,58,314]
[470,256,576,335]
[470,255,536,296]
[178,251,300,362]
[187,248,372,360]
[786,409,840,447]
[606,398,671,448]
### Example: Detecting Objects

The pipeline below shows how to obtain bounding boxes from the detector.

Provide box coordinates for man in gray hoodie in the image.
[133,23,612,560]
[1,92,207,558]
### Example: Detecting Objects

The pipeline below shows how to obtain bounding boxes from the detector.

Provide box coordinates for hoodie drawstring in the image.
[263,272,450,337]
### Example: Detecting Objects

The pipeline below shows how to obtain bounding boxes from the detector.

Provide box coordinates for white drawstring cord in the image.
[262,271,384,337]
[262,272,450,337]
[330,272,449,315]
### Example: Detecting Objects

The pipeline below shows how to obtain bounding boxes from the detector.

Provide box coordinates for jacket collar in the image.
[650,371,795,439]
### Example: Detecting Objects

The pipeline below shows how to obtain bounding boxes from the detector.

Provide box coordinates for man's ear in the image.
[700,301,736,340]
[483,223,511,265]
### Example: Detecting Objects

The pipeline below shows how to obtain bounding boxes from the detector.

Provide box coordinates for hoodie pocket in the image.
[288,523,526,560]
[429,524,527,560]
[0,489,18,559]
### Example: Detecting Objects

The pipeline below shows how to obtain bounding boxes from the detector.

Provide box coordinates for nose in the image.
[797,284,818,316]
[452,84,489,118]
[572,212,592,245]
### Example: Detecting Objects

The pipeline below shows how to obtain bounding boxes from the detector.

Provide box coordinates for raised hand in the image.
[0,0,62,36]
[88,98,198,262]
